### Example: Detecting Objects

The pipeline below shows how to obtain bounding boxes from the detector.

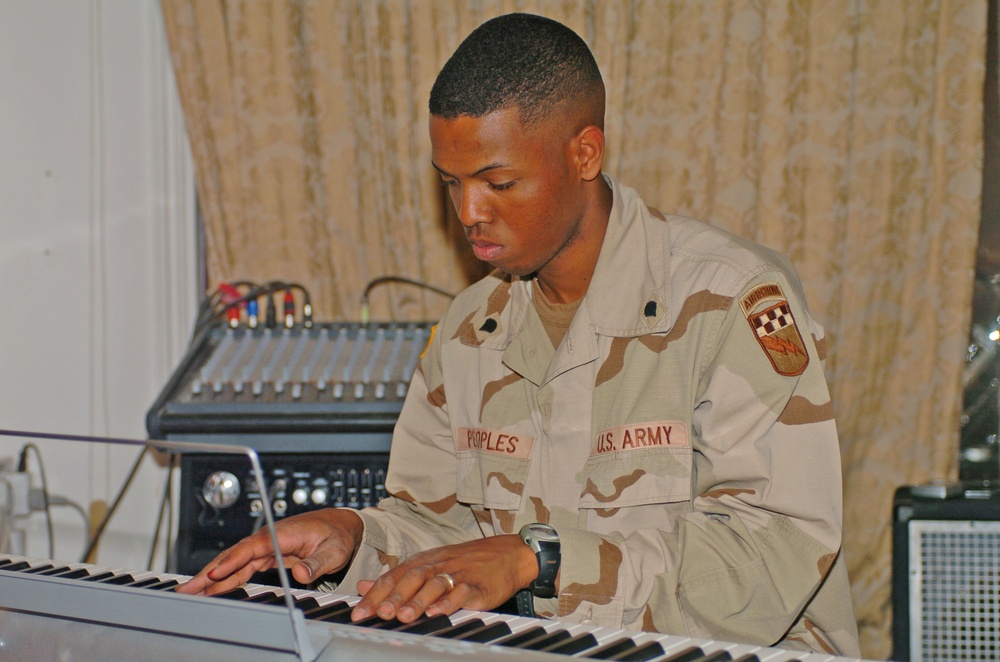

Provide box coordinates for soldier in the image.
[178,12,860,655]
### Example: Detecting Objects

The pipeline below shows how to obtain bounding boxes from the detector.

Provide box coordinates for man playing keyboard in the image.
[178,12,860,657]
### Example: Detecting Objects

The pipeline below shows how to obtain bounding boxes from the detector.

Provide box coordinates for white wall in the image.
[0,0,197,570]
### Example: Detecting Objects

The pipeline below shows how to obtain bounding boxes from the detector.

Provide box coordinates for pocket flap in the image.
[580,446,692,508]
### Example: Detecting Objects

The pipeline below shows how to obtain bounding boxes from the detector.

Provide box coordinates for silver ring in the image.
[436,572,455,591]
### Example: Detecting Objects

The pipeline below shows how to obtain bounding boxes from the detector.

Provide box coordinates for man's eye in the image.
[488,181,515,191]
[440,178,458,188]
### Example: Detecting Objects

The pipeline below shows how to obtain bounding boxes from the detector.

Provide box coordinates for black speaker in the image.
[892,486,1000,662]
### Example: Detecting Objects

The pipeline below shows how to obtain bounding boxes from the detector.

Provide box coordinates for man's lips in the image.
[468,238,503,261]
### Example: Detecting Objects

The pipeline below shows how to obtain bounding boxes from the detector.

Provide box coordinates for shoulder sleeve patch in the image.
[739,282,809,376]
[420,323,437,360]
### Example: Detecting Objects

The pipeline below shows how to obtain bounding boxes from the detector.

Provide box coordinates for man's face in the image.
[429,108,588,281]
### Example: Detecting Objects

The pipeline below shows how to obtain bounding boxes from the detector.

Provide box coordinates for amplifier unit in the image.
[892,486,1000,662]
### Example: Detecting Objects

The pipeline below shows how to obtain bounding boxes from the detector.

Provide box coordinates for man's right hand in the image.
[175,508,364,596]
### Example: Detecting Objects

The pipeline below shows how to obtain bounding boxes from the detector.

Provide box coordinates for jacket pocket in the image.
[456,451,530,511]
[579,446,693,509]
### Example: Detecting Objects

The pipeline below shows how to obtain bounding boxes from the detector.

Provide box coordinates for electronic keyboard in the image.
[0,553,864,662]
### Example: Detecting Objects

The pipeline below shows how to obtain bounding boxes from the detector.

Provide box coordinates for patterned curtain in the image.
[161,1,986,657]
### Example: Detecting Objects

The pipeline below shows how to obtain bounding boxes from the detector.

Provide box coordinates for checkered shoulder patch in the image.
[739,282,809,377]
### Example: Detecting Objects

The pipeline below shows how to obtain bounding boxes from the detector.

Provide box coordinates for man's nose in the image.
[456,185,490,227]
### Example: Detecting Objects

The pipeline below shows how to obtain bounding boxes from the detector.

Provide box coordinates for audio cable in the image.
[359,275,454,323]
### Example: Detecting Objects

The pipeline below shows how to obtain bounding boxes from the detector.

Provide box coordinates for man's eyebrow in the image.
[431,161,508,178]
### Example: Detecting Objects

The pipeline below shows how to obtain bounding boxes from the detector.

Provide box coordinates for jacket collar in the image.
[461,175,674,369]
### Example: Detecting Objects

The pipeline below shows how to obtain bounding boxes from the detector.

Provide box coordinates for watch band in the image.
[515,588,535,617]
[519,523,561,599]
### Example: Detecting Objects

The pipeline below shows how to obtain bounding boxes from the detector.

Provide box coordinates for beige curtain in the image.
[161,1,986,658]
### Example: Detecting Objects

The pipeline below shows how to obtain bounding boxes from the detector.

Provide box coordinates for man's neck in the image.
[534,175,613,304]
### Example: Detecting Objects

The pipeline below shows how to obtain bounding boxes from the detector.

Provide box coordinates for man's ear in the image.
[574,125,605,181]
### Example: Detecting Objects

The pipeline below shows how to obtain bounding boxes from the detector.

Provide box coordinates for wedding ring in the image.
[436,572,456,590]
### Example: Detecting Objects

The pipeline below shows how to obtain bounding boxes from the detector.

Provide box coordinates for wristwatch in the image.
[519,522,561,598]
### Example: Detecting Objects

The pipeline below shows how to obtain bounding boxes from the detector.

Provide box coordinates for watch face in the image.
[524,523,559,543]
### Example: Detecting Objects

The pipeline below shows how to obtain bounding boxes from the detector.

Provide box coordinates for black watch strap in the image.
[515,588,535,617]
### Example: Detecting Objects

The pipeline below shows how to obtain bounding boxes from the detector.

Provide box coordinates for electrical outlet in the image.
[0,456,32,517]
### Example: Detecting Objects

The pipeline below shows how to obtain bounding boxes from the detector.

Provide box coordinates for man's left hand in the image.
[350,534,539,623]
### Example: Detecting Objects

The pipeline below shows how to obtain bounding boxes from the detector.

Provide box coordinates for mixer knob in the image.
[202,472,240,509]
[292,488,309,505]
[311,488,328,505]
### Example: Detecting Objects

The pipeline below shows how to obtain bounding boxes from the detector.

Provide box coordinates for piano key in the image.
[491,625,550,647]
[540,631,600,654]
[47,567,92,580]
[0,561,31,572]
[246,591,288,605]
[22,563,57,574]
[605,639,666,661]
[432,617,487,638]
[142,578,180,590]
[213,587,253,600]
[302,599,354,620]
[79,571,116,582]
[518,628,574,650]
[350,614,394,629]
[729,656,762,662]
[365,618,403,629]
[452,620,513,643]
[96,572,142,585]
[38,566,78,576]
[656,646,709,662]
[390,613,454,635]
[689,651,734,662]
[586,637,648,659]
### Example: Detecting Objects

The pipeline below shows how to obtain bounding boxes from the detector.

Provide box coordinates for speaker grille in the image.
[909,520,1000,661]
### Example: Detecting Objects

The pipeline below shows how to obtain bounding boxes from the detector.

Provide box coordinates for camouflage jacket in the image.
[333,176,860,656]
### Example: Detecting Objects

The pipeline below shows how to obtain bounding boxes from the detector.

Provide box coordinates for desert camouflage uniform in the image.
[332,176,860,655]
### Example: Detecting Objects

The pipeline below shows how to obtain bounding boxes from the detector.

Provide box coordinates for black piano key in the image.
[361,617,405,630]
[660,646,707,662]
[521,629,573,650]
[98,573,141,586]
[0,558,16,568]
[350,615,394,628]
[143,578,180,590]
[540,631,599,654]
[391,614,454,635]
[452,621,512,643]
[246,591,286,605]
[303,600,353,620]
[213,587,252,600]
[37,565,74,576]
[688,651,733,662]
[432,618,486,638]
[127,576,166,588]
[584,637,641,659]
[0,561,32,572]
[315,606,370,625]
[47,567,91,580]
[606,640,667,661]
[491,626,549,647]
[79,571,115,582]
[293,596,321,611]
[729,656,761,662]
[22,564,57,574]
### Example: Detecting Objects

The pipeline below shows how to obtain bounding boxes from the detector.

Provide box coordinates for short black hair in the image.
[429,13,604,126]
